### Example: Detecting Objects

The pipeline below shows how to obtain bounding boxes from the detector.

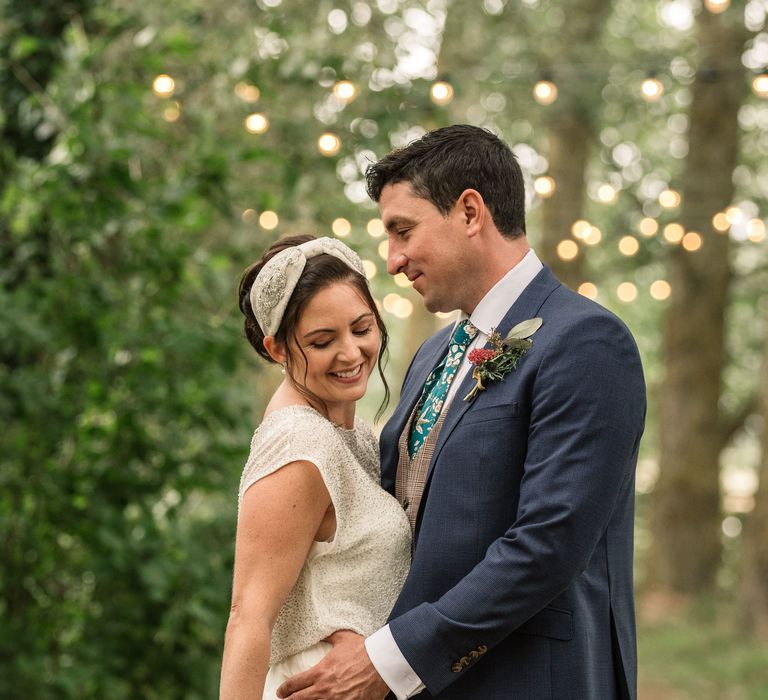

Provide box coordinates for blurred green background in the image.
[2,0,767,697]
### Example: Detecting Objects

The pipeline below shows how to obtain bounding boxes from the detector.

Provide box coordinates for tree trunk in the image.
[741,321,768,641]
[649,11,750,593]
[539,115,592,288]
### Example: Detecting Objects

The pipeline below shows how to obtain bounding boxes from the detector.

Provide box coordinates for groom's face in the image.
[379,182,469,313]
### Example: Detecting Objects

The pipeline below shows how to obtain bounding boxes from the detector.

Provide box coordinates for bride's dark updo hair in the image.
[238,234,390,418]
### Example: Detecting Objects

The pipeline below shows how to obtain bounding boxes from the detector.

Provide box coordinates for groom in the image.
[278,125,646,699]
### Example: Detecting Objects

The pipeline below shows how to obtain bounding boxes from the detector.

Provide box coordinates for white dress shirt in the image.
[365,249,543,699]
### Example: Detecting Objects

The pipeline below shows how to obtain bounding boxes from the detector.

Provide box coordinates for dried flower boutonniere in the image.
[463,317,543,403]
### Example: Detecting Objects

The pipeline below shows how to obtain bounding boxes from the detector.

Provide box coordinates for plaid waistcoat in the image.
[395,405,449,535]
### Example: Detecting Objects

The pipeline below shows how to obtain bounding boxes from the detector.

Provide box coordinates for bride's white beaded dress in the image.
[238,405,411,699]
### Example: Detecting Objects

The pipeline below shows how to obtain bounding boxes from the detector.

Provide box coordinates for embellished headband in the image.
[250,237,366,336]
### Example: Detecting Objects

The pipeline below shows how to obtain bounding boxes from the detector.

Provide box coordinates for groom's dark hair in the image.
[365,124,526,238]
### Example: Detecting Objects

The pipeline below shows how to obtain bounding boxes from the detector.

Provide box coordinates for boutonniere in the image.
[463,317,543,403]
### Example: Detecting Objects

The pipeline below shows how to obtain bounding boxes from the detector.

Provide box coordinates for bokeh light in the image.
[712,212,730,232]
[752,72,768,98]
[152,74,175,97]
[597,184,617,203]
[362,260,377,280]
[682,231,703,251]
[663,223,684,244]
[704,0,730,13]
[641,76,664,102]
[747,219,766,242]
[331,217,351,237]
[584,226,603,245]
[619,236,640,256]
[639,218,659,237]
[658,189,681,208]
[572,220,591,240]
[650,280,672,301]
[318,132,341,156]
[534,176,556,197]
[533,80,558,105]
[578,282,598,300]
[617,282,638,302]
[367,218,386,237]
[235,82,260,102]
[259,210,279,230]
[430,81,454,105]
[556,240,579,261]
[245,113,269,134]
[378,240,389,260]
[333,80,357,101]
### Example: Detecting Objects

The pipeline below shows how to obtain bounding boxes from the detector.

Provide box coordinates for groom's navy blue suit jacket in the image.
[380,266,646,699]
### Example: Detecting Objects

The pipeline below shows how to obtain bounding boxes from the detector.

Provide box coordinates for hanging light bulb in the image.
[430,80,454,106]
[752,70,768,98]
[533,78,558,105]
[641,74,664,102]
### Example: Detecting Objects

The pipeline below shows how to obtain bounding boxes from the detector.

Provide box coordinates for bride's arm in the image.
[220,460,332,700]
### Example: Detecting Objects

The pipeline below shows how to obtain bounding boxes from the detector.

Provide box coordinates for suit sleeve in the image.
[388,313,646,695]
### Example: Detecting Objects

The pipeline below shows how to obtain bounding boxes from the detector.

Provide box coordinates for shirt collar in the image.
[456,249,543,336]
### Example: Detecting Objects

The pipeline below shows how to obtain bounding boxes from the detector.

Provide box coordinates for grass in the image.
[638,596,768,700]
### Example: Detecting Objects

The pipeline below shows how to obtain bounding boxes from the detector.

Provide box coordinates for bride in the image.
[219,235,411,699]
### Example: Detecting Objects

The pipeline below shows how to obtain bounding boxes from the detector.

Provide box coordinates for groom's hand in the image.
[276,630,389,700]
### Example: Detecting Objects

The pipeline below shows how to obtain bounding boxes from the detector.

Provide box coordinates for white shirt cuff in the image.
[365,625,425,699]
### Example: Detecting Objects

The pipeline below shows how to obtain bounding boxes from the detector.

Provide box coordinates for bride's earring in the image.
[281,362,287,375]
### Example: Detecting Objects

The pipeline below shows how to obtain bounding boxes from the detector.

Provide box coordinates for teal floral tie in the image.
[408,320,478,457]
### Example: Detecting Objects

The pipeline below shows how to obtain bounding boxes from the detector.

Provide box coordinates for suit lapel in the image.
[424,266,561,487]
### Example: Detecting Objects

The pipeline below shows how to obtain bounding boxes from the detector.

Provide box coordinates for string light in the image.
[533,79,558,105]
[394,273,411,288]
[583,226,602,245]
[234,82,260,102]
[712,212,730,232]
[617,282,638,303]
[663,223,684,244]
[430,81,454,105]
[704,0,730,13]
[333,80,357,101]
[362,260,377,280]
[152,74,175,97]
[245,113,269,134]
[641,75,664,102]
[534,176,556,197]
[578,282,598,300]
[259,210,279,230]
[318,132,341,156]
[752,71,768,98]
[367,218,386,237]
[331,217,351,237]
[638,218,659,237]
[619,236,640,256]
[392,298,413,319]
[597,184,618,203]
[682,231,703,251]
[556,240,579,261]
[571,220,591,240]
[747,219,766,242]
[725,206,745,225]
[241,208,258,224]
[658,189,681,208]
[163,102,181,122]
[650,280,672,300]
[383,293,400,313]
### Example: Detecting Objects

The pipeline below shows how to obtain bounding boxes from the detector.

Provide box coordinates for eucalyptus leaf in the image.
[504,317,543,341]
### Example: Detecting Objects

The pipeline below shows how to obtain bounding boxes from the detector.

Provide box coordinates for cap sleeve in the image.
[238,408,345,518]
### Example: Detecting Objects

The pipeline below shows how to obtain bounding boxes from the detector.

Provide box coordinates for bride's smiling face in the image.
[286,282,381,411]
